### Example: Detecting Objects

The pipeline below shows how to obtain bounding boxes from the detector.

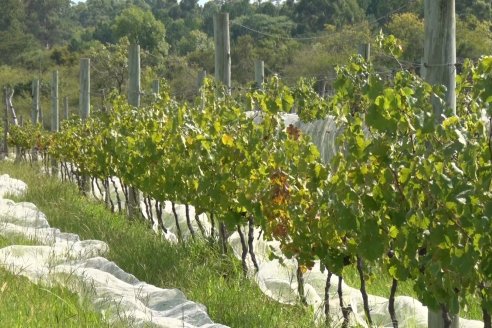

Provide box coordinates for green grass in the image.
[0,235,113,327]
[1,162,318,328]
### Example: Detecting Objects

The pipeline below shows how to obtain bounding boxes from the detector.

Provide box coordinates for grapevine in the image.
[9,52,492,327]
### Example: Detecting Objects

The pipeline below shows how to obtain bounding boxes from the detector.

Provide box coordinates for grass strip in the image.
[0,235,113,327]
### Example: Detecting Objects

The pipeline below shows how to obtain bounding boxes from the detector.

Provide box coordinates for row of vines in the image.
[8,54,492,327]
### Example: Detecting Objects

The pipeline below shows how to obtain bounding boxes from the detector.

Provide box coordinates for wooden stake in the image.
[5,88,18,126]
[255,60,264,90]
[127,43,142,220]
[63,96,69,120]
[197,70,207,90]
[3,87,9,159]
[32,79,40,124]
[79,59,90,191]
[425,2,458,324]
[424,0,456,120]
[128,43,141,107]
[51,70,59,175]
[51,70,59,132]
[358,43,371,62]
[152,79,160,98]
[80,58,90,121]
[213,13,231,93]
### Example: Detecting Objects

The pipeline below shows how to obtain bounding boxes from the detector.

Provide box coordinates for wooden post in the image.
[197,70,207,110]
[420,57,427,79]
[213,12,231,93]
[51,70,59,133]
[152,79,160,97]
[39,105,43,127]
[5,88,18,126]
[255,60,264,90]
[63,96,69,120]
[2,87,9,159]
[424,0,456,120]
[425,2,458,326]
[32,80,40,124]
[358,43,371,62]
[51,70,59,175]
[128,43,141,107]
[79,59,90,191]
[3,86,19,160]
[31,80,40,160]
[197,70,207,90]
[80,58,90,121]
[127,43,141,219]
[2,87,21,162]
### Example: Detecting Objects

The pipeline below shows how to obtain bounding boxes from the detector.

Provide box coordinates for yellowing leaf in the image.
[214,121,221,132]
[299,265,308,274]
[389,226,399,238]
[442,116,459,128]
[221,134,234,147]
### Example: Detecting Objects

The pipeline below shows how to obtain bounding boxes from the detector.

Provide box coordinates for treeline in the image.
[0,0,491,121]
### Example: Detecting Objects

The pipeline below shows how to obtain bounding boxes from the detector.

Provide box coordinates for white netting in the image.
[228,227,483,328]
[0,174,227,328]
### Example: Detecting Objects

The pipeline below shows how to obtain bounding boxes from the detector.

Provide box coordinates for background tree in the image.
[177,30,213,56]
[0,0,39,66]
[294,0,365,33]
[74,0,123,28]
[282,23,370,89]
[456,0,492,21]
[456,17,492,59]
[112,6,169,54]
[88,39,130,94]
[384,12,424,63]
[231,14,295,40]
[221,0,255,19]
[257,2,278,16]
[231,35,256,84]
[0,0,27,31]
[24,0,74,48]
[230,13,298,72]
[365,0,422,23]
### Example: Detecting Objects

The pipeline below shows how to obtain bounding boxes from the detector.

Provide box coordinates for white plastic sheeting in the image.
[86,175,207,243]
[228,228,483,328]
[141,200,211,243]
[247,111,341,164]
[0,174,227,328]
